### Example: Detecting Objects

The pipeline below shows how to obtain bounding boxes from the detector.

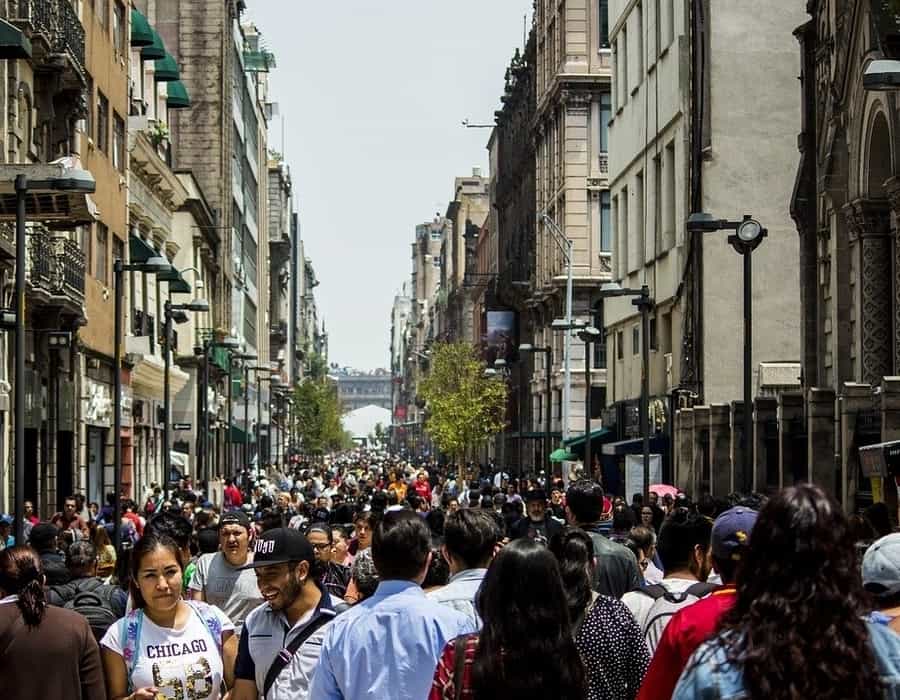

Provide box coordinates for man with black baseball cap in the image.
[189,509,263,637]
[510,488,564,544]
[232,527,337,700]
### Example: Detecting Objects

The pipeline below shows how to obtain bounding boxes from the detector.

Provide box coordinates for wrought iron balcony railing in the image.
[10,0,86,77]
[25,225,85,308]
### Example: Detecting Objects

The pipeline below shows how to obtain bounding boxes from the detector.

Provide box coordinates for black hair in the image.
[0,547,46,627]
[425,508,445,539]
[565,480,605,524]
[656,509,713,572]
[65,541,97,574]
[422,547,450,589]
[472,539,585,699]
[371,510,431,581]
[443,509,500,570]
[548,529,595,625]
[144,511,193,555]
[196,528,220,554]
[307,522,333,543]
[612,504,637,533]
[128,534,184,610]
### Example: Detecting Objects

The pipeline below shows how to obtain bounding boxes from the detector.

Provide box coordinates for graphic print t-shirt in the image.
[101,605,234,700]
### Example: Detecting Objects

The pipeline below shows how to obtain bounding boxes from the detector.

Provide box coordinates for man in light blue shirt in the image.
[309,510,476,700]
[428,509,500,630]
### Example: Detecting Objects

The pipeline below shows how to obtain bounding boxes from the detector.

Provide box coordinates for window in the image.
[632,325,640,355]
[654,154,663,252]
[590,387,606,419]
[96,91,108,152]
[84,75,93,140]
[95,224,108,284]
[599,92,611,153]
[430,229,441,241]
[593,303,607,369]
[599,0,610,48]
[243,295,257,343]
[620,185,629,275]
[600,191,612,253]
[112,235,124,267]
[650,317,658,351]
[636,2,644,78]
[81,225,92,275]
[635,171,644,265]
[112,1,126,54]
[664,140,676,248]
[555,389,562,420]
[620,27,628,102]
[665,0,675,49]
[112,112,125,173]
[244,230,258,286]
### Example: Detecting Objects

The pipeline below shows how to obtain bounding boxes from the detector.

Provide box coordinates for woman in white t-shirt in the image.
[100,533,237,700]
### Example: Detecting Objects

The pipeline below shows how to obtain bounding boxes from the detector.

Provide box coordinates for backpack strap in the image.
[262,608,334,699]
[121,609,144,692]
[684,582,716,599]
[186,601,224,656]
[634,583,668,600]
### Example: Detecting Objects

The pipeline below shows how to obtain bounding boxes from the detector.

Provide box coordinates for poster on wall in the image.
[624,454,662,500]
[484,310,516,364]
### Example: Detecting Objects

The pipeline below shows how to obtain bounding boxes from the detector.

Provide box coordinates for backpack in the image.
[635,581,716,651]
[61,580,120,641]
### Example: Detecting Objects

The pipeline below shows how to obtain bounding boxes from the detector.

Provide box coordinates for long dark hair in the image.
[471,538,585,699]
[548,528,594,624]
[129,534,183,609]
[711,484,882,699]
[0,546,46,626]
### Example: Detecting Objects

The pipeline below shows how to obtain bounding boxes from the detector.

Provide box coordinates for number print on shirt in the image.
[151,657,213,700]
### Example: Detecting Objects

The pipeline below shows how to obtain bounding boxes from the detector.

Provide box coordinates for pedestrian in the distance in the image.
[0,546,107,699]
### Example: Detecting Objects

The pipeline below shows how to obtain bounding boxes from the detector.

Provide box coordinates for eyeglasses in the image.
[311,542,332,551]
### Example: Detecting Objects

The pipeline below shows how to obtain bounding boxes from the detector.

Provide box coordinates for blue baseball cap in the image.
[711,506,758,560]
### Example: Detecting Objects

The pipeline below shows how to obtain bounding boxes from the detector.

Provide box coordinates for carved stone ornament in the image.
[842,198,891,242]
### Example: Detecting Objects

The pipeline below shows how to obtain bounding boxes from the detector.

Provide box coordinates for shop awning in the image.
[0,18,31,59]
[230,423,255,444]
[140,29,166,61]
[154,53,179,82]
[601,435,669,456]
[158,266,191,294]
[563,427,613,449]
[166,80,191,109]
[129,234,158,264]
[550,448,579,462]
[130,10,154,47]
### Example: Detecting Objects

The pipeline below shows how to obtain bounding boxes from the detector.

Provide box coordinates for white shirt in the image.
[101,604,234,700]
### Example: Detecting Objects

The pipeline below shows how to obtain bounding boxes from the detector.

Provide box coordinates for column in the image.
[675,408,694,494]
[842,199,892,385]
[709,404,731,498]
[807,387,836,499]
[881,377,900,523]
[778,392,804,488]
[840,382,873,509]
[753,396,778,492]
[729,401,745,494]
[884,178,900,374]
[693,406,710,495]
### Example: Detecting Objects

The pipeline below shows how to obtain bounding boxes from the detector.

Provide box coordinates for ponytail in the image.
[0,546,46,627]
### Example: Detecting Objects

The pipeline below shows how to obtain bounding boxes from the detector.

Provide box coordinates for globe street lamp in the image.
[598,283,655,501]
[687,213,767,491]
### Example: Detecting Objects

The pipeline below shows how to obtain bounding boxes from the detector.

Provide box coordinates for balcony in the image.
[269,320,288,346]
[25,224,85,314]
[9,0,86,86]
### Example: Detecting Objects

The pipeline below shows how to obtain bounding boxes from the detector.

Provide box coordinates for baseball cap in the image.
[863,533,900,598]
[238,527,314,570]
[219,510,251,532]
[524,488,547,502]
[711,506,758,561]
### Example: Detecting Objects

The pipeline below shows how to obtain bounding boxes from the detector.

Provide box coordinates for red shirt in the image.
[414,480,432,502]
[637,586,736,700]
[430,634,478,699]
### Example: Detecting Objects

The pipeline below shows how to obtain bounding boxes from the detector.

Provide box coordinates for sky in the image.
[247,0,533,371]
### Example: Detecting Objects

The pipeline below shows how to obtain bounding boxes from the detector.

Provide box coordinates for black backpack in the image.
[56,580,120,641]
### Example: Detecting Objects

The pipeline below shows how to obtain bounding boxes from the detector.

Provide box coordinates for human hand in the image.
[129,687,160,700]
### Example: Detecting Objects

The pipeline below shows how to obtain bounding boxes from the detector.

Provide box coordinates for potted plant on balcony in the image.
[147,120,169,148]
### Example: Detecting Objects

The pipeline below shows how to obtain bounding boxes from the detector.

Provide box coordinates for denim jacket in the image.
[673,622,900,699]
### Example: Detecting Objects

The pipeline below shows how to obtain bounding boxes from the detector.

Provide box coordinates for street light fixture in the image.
[250,365,276,471]
[598,282,655,501]
[540,212,575,476]
[686,212,767,491]
[864,59,900,91]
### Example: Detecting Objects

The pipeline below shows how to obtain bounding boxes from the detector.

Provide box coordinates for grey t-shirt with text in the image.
[188,551,263,636]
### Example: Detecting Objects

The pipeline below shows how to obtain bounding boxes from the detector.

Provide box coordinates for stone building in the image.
[791,0,900,512]
[333,369,392,413]
[606,0,805,496]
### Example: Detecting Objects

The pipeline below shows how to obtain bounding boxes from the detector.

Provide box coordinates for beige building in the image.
[605,0,804,493]
[530,0,612,455]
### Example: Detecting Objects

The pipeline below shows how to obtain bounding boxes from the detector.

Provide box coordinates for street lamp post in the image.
[253,367,274,471]
[540,213,574,477]
[4,163,95,546]
[599,283,655,501]
[686,213,767,491]
[162,298,209,501]
[113,253,171,553]
[518,344,553,478]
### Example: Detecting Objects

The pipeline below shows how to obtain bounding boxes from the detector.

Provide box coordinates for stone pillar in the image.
[778,392,805,488]
[730,401,745,494]
[843,199,892,385]
[884,179,900,374]
[881,377,900,523]
[753,396,778,492]
[808,387,836,499]
[675,408,695,494]
[840,383,873,509]
[693,406,710,495]
[709,404,732,498]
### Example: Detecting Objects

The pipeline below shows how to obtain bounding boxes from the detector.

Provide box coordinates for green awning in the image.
[166,80,191,109]
[230,423,255,444]
[128,234,158,264]
[140,29,165,61]
[550,448,579,462]
[154,53,179,82]
[0,19,31,59]
[563,427,613,449]
[130,9,154,47]
[165,277,191,294]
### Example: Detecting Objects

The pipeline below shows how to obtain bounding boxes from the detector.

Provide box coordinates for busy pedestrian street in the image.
[1,0,900,698]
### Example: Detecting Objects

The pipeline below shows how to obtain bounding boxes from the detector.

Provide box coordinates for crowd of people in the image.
[3,452,900,699]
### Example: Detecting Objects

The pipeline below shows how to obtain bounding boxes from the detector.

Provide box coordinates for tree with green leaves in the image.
[419,342,508,464]
[291,378,351,455]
